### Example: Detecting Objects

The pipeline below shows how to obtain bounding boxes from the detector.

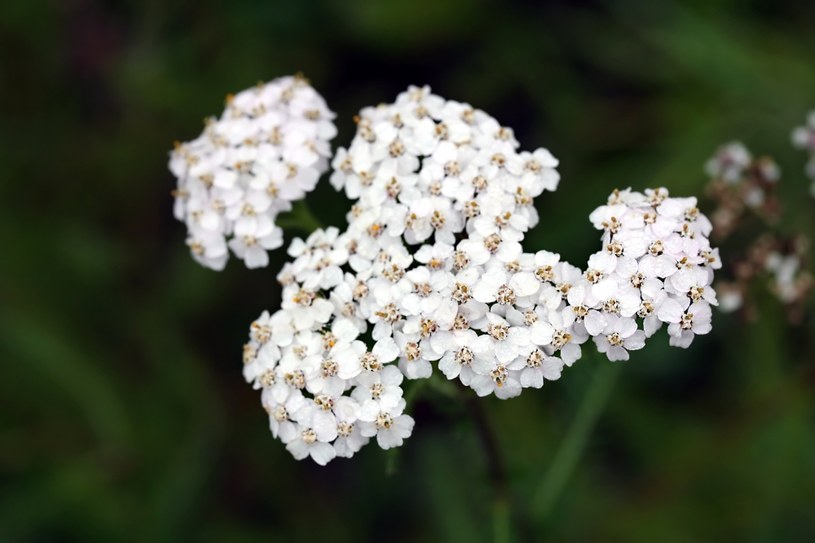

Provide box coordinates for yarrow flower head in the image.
[239,86,720,464]
[169,75,336,270]
[585,188,720,351]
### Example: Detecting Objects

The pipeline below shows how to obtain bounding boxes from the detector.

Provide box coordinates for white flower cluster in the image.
[240,86,720,464]
[169,75,337,270]
[586,189,721,352]
[791,111,815,197]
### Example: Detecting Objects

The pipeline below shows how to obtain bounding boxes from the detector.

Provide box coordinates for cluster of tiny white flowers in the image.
[791,111,815,197]
[586,189,721,353]
[240,86,720,464]
[169,75,336,270]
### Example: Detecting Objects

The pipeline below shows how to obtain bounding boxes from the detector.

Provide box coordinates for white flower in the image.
[791,111,815,153]
[333,421,368,458]
[715,282,744,313]
[470,349,523,399]
[353,365,405,413]
[518,350,564,389]
[791,112,815,196]
[481,312,534,363]
[659,298,713,348]
[667,267,718,306]
[333,340,367,380]
[432,329,485,385]
[262,387,305,441]
[705,142,751,183]
[326,395,365,456]
[472,264,538,305]
[185,230,229,271]
[285,424,337,466]
[280,286,334,330]
[228,216,283,268]
[766,252,807,303]
[394,332,435,379]
[593,315,646,362]
[368,413,415,450]
[545,307,586,366]
[528,314,555,347]
[296,396,343,444]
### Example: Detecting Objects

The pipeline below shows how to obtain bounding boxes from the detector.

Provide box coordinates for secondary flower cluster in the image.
[791,111,815,197]
[169,75,336,270]
[240,86,720,464]
[705,141,780,240]
[586,189,720,352]
[705,135,812,321]
[715,234,812,322]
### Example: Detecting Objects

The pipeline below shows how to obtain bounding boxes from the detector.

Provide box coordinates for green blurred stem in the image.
[492,496,511,543]
[404,375,514,542]
[276,199,323,233]
[462,388,512,543]
[531,362,621,520]
[406,373,457,409]
[389,375,457,476]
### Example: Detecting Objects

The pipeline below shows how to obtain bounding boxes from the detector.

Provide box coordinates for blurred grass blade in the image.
[531,362,621,521]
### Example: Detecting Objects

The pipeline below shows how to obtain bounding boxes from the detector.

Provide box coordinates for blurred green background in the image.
[2,0,814,541]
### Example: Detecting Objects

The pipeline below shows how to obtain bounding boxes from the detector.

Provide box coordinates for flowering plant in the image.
[170,78,724,465]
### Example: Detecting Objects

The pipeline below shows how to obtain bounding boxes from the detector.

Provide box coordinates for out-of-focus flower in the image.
[705,141,752,183]
[704,142,781,240]
[792,111,815,197]
[706,123,813,322]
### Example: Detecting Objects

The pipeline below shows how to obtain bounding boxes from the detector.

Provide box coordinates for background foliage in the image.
[1,0,814,541]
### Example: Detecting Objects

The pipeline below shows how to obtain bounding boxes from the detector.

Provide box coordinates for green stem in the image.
[493,497,511,543]
[276,199,323,233]
[387,374,456,476]
[530,362,621,520]
[403,378,428,409]
[461,387,513,543]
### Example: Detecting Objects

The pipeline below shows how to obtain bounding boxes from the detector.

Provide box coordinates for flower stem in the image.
[277,199,323,233]
[388,375,456,476]
[530,362,621,521]
[493,498,511,543]
[462,388,512,543]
